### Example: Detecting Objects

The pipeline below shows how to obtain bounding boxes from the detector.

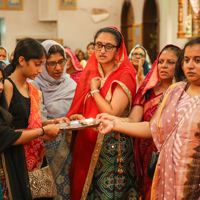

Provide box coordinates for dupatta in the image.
[24,82,45,171]
[67,26,137,199]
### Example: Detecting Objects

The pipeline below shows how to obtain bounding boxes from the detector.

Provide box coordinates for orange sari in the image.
[24,82,45,171]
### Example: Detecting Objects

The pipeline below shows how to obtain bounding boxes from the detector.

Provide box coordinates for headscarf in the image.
[0,60,9,68]
[134,44,181,105]
[67,26,137,200]
[64,48,83,72]
[129,44,150,76]
[31,40,76,107]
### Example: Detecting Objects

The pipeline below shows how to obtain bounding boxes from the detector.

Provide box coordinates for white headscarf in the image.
[30,40,77,119]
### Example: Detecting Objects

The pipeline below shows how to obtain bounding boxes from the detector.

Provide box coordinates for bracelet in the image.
[36,129,42,138]
[90,89,100,97]
[120,118,124,122]
[41,127,45,136]
[110,121,116,132]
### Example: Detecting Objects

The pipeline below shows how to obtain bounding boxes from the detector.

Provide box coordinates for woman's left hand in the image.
[90,77,101,91]
[53,117,70,124]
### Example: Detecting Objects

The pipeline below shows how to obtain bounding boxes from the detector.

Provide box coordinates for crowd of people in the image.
[0,26,200,200]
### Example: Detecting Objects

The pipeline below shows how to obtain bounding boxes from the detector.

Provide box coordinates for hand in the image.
[97,119,113,135]
[90,77,101,91]
[53,117,70,125]
[96,113,118,121]
[137,59,144,78]
[41,124,61,140]
[69,114,85,121]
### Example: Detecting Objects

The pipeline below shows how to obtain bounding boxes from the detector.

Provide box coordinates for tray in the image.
[59,118,99,130]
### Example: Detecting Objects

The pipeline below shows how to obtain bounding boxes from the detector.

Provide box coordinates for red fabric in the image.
[67,26,137,199]
[24,82,45,171]
[133,44,181,199]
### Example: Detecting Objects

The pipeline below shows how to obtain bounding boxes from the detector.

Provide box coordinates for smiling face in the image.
[94,32,119,66]
[182,44,200,86]
[46,52,65,79]
[157,50,178,81]
[20,55,46,80]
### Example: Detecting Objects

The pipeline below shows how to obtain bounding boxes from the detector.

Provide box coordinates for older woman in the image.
[65,48,83,83]
[30,40,77,200]
[129,45,150,90]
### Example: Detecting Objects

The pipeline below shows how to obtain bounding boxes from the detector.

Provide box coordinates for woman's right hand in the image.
[97,119,113,135]
[96,113,118,121]
[41,124,61,140]
[69,114,85,121]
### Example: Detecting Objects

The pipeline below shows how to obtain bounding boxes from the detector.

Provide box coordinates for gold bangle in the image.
[120,118,124,122]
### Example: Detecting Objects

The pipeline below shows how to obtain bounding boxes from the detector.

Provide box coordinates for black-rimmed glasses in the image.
[94,43,118,52]
[46,58,66,69]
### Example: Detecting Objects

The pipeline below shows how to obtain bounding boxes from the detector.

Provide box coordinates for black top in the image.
[6,77,30,129]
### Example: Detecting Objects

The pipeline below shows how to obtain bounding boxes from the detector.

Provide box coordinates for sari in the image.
[64,48,83,83]
[150,82,200,199]
[133,45,180,200]
[67,27,138,200]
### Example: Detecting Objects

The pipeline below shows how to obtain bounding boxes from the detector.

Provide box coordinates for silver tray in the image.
[59,118,99,130]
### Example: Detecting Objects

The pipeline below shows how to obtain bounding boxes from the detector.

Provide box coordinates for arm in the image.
[98,119,152,139]
[13,124,61,145]
[128,105,144,122]
[4,79,13,107]
[92,82,129,117]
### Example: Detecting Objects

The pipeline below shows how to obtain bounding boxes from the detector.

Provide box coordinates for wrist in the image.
[40,127,45,136]
[90,89,100,97]
[110,120,116,132]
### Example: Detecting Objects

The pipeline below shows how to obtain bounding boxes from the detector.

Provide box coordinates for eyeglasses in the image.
[94,43,118,52]
[46,58,66,69]
[132,53,145,58]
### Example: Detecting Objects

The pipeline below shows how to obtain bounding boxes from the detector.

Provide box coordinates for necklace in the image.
[11,73,30,98]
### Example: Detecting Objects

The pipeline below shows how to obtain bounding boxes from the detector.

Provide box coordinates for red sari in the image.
[67,27,137,200]
[133,45,181,200]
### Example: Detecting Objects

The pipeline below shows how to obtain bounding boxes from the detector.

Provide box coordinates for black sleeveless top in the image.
[6,77,30,129]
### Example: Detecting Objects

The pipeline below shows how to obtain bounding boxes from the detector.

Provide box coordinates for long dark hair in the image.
[4,38,46,77]
[0,62,12,125]
[94,27,122,48]
[175,36,200,82]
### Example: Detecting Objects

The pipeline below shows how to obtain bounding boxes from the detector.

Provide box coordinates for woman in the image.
[98,36,200,200]
[129,45,181,199]
[129,45,150,90]
[86,42,95,60]
[0,62,61,200]
[65,48,83,83]
[0,47,8,62]
[30,40,76,200]
[3,38,68,200]
[67,27,138,199]
[78,50,87,68]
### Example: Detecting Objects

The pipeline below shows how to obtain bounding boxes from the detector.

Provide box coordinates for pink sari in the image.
[151,82,200,199]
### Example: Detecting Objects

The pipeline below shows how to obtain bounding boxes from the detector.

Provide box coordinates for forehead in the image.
[159,50,177,59]
[133,48,145,54]
[47,52,63,61]
[0,49,6,54]
[95,32,117,44]
[184,44,200,56]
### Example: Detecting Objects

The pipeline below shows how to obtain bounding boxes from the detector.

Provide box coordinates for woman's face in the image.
[182,44,200,86]
[0,49,7,61]
[0,71,3,97]
[20,55,45,80]
[157,50,177,81]
[78,52,85,61]
[46,52,66,79]
[94,32,119,66]
[87,44,94,59]
[66,54,72,70]
[131,48,146,69]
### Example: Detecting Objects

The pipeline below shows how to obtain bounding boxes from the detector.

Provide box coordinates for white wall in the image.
[0,0,191,58]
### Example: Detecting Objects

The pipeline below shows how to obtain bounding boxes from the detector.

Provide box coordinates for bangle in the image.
[110,121,116,132]
[36,129,42,138]
[90,89,100,97]
[41,127,45,136]
[120,118,124,122]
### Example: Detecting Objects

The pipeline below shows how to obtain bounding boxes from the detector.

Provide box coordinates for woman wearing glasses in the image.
[129,45,150,90]
[28,40,77,200]
[67,27,139,199]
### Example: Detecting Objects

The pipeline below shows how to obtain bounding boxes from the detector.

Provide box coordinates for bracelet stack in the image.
[36,127,45,138]
[90,89,100,97]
